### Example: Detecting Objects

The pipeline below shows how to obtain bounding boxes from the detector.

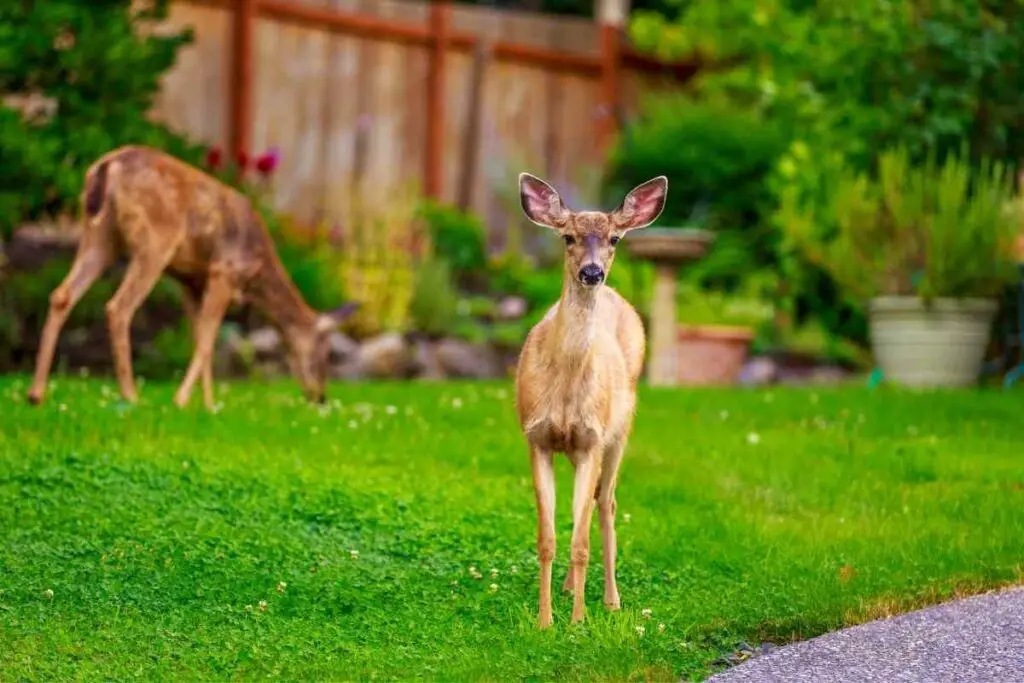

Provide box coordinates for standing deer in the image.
[514,172,667,628]
[26,145,358,410]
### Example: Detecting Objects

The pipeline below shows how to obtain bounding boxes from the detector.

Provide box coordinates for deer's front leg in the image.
[598,435,627,611]
[530,445,556,629]
[569,446,602,623]
[179,284,215,410]
[175,269,234,409]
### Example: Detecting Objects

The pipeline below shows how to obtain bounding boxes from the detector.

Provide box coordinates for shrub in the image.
[335,180,425,338]
[416,200,488,287]
[0,0,205,240]
[778,144,1020,304]
[409,256,460,338]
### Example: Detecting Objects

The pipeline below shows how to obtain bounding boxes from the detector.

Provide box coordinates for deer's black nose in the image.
[579,264,604,286]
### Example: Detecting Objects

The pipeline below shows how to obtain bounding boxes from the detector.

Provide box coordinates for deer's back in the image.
[95,146,273,282]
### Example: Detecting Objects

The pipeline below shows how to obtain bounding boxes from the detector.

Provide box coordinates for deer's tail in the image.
[83,158,113,221]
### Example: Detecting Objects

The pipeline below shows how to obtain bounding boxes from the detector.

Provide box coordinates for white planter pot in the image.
[868,296,998,387]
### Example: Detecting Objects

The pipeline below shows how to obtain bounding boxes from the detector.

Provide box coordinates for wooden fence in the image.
[150,0,698,237]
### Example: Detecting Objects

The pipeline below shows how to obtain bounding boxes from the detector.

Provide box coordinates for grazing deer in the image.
[26,145,358,410]
[514,172,667,628]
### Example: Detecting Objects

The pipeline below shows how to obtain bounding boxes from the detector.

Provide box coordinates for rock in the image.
[810,365,852,384]
[356,332,411,378]
[496,296,528,321]
[328,331,358,363]
[739,356,778,386]
[411,339,446,381]
[435,338,502,379]
[249,326,282,358]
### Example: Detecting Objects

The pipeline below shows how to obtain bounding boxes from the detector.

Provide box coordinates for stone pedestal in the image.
[625,228,715,386]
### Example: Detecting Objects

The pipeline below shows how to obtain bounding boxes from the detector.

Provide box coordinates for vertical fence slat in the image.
[230,0,257,158]
[425,1,450,200]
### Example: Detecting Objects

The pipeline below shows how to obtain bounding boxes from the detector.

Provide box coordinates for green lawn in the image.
[2,375,1024,681]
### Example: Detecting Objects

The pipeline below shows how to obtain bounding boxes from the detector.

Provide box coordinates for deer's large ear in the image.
[519,172,571,230]
[315,301,360,333]
[611,176,668,231]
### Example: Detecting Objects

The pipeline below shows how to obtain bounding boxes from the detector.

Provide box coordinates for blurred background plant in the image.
[0,0,206,241]
[622,0,1024,360]
[778,143,1021,304]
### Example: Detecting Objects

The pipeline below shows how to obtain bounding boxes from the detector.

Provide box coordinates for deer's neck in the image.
[550,275,601,360]
[249,249,317,335]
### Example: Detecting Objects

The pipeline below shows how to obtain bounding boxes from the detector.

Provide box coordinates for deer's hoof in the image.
[538,612,553,630]
[26,390,43,406]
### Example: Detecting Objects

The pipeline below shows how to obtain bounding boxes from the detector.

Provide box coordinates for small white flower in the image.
[348,420,358,429]
[452,398,463,409]
[276,581,287,594]
[385,405,397,415]
[258,600,267,612]
[350,549,360,559]
[658,623,666,633]
[636,625,645,637]
[43,589,54,600]
[490,568,499,578]
[623,513,632,523]
[510,565,518,575]
[747,432,761,445]
[719,410,729,420]
[641,608,652,619]
[489,583,498,593]
[59,404,67,412]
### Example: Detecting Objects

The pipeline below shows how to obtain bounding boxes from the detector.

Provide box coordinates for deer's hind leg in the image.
[105,241,177,403]
[27,229,115,405]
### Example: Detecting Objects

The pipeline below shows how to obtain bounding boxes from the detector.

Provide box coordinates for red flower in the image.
[255,146,280,178]
[205,147,222,170]
[236,150,249,172]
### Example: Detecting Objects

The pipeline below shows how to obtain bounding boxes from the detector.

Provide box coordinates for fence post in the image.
[426,1,451,200]
[230,0,256,160]
[596,0,628,153]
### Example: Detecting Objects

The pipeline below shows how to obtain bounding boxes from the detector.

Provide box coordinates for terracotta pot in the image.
[676,324,755,385]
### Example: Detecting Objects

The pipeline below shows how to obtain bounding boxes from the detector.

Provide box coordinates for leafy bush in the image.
[606,97,787,232]
[409,256,459,338]
[417,200,488,287]
[0,0,205,240]
[778,144,1020,303]
[335,180,424,338]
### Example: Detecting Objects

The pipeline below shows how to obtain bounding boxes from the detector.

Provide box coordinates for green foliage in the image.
[607,96,788,233]
[628,0,1024,347]
[0,0,206,239]
[5,379,1024,679]
[779,144,1020,302]
[417,200,488,287]
[409,257,460,338]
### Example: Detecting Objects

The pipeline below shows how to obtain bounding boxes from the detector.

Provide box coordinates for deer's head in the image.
[285,302,360,404]
[518,173,668,289]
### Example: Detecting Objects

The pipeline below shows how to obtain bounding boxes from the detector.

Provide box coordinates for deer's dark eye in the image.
[609,235,620,246]
[563,235,576,246]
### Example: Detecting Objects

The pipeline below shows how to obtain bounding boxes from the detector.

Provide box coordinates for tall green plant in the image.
[779,144,1019,304]
[0,0,204,239]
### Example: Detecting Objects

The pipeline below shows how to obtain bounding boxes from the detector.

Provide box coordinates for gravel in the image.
[706,586,1024,683]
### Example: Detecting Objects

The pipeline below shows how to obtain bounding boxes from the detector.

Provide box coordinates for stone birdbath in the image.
[625,227,716,386]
